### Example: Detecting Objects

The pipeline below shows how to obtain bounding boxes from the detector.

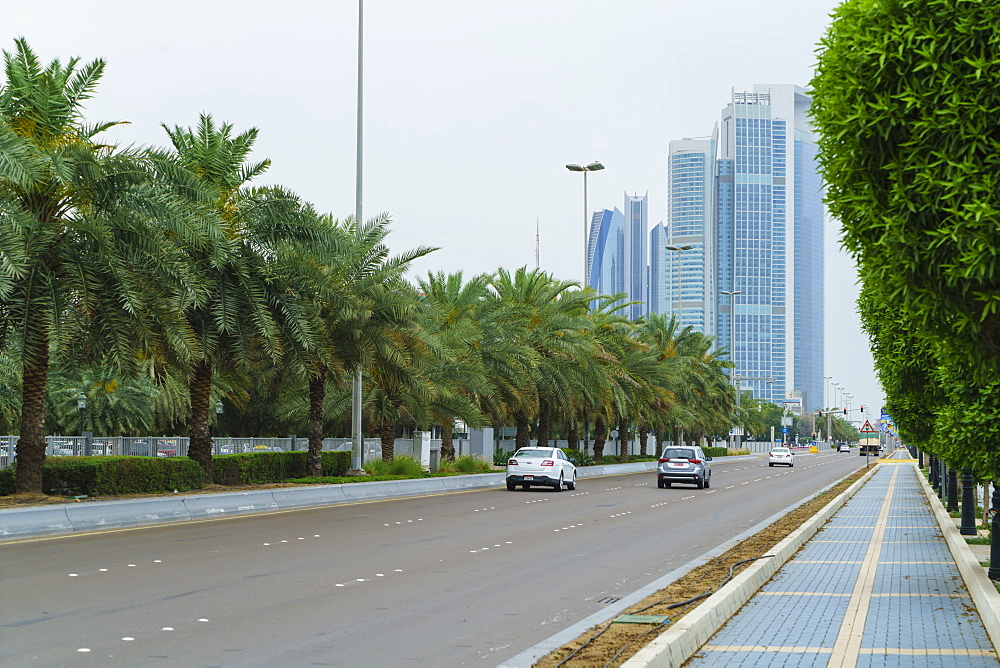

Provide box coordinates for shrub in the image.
[438,455,492,474]
[0,467,14,495]
[704,447,729,458]
[563,449,594,467]
[24,457,205,497]
[364,455,424,477]
[211,451,313,485]
[494,449,513,467]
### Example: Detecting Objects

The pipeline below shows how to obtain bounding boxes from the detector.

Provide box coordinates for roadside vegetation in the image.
[0,39,857,496]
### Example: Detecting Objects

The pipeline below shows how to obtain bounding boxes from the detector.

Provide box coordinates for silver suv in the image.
[657,445,713,489]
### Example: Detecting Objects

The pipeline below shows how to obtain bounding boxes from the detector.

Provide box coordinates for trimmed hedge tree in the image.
[812,0,1000,478]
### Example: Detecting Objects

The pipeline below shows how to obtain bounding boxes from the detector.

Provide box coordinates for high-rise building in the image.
[657,126,718,335]
[587,207,626,305]
[718,84,823,411]
[660,85,824,412]
[624,192,649,320]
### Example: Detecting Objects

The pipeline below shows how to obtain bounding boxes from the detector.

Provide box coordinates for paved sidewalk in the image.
[687,464,999,667]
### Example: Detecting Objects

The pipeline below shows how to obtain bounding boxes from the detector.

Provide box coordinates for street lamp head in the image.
[720,290,742,296]
[666,244,694,251]
[215,400,224,415]
[566,162,605,172]
[77,392,86,410]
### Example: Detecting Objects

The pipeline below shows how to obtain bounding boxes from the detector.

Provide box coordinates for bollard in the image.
[947,466,959,512]
[988,483,1000,581]
[960,469,978,536]
[918,449,924,469]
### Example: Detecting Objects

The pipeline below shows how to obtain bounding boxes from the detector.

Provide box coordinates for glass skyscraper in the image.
[657,126,718,335]
[659,84,824,412]
[624,192,649,320]
[587,207,626,306]
[719,84,823,411]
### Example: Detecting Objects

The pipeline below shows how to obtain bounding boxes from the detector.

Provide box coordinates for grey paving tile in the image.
[685,465,998,667]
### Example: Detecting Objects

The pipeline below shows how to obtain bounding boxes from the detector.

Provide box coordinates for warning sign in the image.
[861,420,877,433]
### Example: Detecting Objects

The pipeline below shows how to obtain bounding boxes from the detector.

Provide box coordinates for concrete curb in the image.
[2,458,763,540]
[618,464,880,667]
[916,466,1000,652]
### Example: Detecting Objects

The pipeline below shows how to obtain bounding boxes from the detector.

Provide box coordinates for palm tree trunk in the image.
[187,359,214,479]
[535,398,551,447]
[618,416,629,459]
[15,323,49,494]
[306,369,325,477]
[566,421,579,451]
[639,423,649,457]
[380,416,396,461]
[593,416,606,462]
[515,411,530,450]
[441,420,455,461]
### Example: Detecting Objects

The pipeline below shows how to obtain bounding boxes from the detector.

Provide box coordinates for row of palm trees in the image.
[1,40,746,495]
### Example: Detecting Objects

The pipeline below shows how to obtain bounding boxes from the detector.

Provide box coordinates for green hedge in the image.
[0,457,206,497]
[0,467,13,495]
[0,451,353,497]
[704,447,729,458]
[210,450,351,485]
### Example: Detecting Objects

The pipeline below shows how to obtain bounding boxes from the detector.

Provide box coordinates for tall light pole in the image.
[720,290,742,449]
[666,244,693,321]
[566,161,605,286]
[350,0,365,474]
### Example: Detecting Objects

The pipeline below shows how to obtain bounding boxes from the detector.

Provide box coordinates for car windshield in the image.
[513,449,553,458]
[661,448,695,459]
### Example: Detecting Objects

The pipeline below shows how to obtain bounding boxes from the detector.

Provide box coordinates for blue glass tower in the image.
[661,126,718,335]
[716,85,824,411]
[587,207,626,307]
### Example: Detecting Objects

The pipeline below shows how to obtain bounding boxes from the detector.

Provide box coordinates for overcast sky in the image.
[7,0,885,425]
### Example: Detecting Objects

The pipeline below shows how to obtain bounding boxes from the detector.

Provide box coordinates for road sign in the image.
[861,420,877,433]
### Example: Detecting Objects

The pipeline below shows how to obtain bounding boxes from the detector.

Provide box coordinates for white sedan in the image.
[506,447,577,491]
[768,447,795,467]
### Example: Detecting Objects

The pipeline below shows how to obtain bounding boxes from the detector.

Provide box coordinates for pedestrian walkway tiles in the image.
[687,465,998,667]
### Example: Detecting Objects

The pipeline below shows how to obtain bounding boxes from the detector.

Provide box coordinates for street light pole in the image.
[350,0,365,474]
[566,162,605,286]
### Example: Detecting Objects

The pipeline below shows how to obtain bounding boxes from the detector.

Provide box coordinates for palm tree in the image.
[0,40,208,492]
[488,268,596,450]
[415,271,495,461]
[159,114,328,477]
[310,215,434,468]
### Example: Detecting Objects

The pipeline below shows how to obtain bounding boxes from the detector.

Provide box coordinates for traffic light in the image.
[860,405,864,412]
[843,408,847,415]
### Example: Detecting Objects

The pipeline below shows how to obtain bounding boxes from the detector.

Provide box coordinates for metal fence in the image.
[0,435,371,470]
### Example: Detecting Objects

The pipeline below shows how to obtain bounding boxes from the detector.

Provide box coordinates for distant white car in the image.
[838,443,851,453]
[506,447,576,492]
[768,447,795,467]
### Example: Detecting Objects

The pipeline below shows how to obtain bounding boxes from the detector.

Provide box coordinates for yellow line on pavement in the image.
[828,466,899,668]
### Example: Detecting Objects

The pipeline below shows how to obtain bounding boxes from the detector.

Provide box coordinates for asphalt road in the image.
[0,450,865,666]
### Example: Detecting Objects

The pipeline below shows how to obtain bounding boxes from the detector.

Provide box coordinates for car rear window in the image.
[773,448,790,453]
[661,448,695,459]
[513,449,552,458]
